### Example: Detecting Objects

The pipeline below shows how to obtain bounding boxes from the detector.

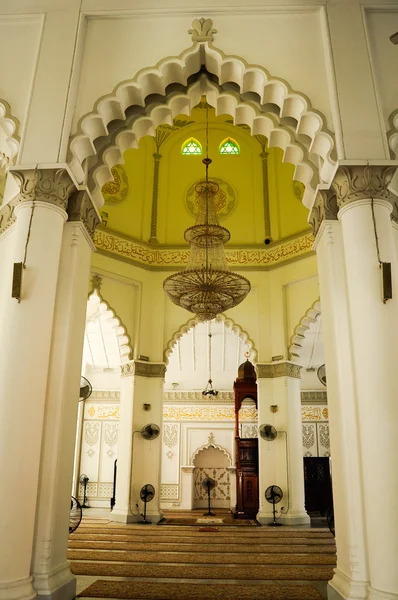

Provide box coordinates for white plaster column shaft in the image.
[339,197,398,599]
[0,169,74,600]
[31,213,96,600]
[256,363,309,526]
[314,218,369,600]
[112,361,165,524]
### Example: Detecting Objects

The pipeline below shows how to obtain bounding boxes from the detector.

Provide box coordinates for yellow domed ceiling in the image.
[98,101,311,268]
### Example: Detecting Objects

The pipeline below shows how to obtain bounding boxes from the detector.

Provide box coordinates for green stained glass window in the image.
[219,138,240,155]
[182,138,202,155]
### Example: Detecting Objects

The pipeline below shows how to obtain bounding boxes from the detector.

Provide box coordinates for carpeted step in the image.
[78,579,325,599]
[70,533,335,545]
[70,560,334,580]
[68,539,336,554]
[67,548,336,565]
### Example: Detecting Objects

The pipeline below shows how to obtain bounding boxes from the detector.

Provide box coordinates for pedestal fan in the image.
[139,484,155,524]
[69,496,82,533]
[265,485,283,526]
[202,476,216,516]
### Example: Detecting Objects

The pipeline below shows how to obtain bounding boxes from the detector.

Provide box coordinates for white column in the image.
[31,191,98,600]
[256,363,309,526]
[338,193,398,600]
[313,216,369,600]
[112,361,165,524]
[0,169,74,600]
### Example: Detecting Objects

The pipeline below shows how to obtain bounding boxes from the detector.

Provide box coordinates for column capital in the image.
[121,360,166,378]
[332,164,397,210]
[0,167,76,236]
[256,361,302,379]
[309,188,338,237]
[67,190,101,241]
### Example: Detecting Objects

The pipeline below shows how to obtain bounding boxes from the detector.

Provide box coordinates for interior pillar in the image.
[31,192,99,600]
[256,362,309,526]
[111,360,165,524]
[312,207,369,600]
[0,168,75,600]
[335,166,398,600]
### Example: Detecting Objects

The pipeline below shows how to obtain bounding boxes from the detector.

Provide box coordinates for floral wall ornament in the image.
[188,17,217,42]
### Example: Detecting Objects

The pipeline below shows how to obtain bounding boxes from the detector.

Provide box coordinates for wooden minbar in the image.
[234,359,259,519]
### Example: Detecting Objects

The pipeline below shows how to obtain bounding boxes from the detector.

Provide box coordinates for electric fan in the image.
[259,424,278,441]
[202,477,216,516]
[79,376,92,402]
[139,484,155,524]
[265,485,283,527]
[79,474,89,508]
[69,496,82,533]
[317,364,326,387]
[140,424,160,440]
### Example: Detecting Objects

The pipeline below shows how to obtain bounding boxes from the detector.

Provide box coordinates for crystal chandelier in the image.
[163,104,251,322]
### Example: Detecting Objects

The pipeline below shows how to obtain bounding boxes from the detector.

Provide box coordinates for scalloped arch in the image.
[387,108,398,159]
[164,312,257,365]
[0,99,20,171]
[87,285,133,365]
[191,441,232,466]
[68,43,337,209]
[288,299,321,362]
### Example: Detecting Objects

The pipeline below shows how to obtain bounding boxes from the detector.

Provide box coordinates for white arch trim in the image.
[87,283,133,365]
[0,99,20,170]
[191,442,233,467]
[164,312,257,365]
[288,299,321,362]
[68,43,336,209]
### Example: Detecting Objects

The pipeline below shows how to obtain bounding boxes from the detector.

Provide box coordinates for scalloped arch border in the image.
[0,99,20,170]
[68,41,337,209]
[87,282,133,365]
[288,298,321,362]
[191,441,233,466]
[164,312,257,365]
[387,108,398,159]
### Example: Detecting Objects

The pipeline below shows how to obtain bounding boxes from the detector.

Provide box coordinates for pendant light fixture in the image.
[202,321,218,396]
[163,101,251,322]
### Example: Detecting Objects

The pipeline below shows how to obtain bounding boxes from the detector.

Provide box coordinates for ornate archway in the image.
[288,299,321,362]
[68,18,336,210]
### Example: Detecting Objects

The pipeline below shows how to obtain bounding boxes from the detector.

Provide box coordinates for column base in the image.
[111,509,163,524]
[0,577,35,600]
[34,563,76,600]
[279,511,311,526]
[328,569,369,600]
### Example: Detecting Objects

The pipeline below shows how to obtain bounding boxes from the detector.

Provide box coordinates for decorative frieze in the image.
[332,165,397,209]
[121,360,166,378]
[256,362,302,379]
[163,405,257,421]
[11,168,75,210]
[301,390,327,405]
[85,404,120,420]
[89,390,120,401]
[301,405,328,421]
[94,228,314,271]
[164,391,234,403]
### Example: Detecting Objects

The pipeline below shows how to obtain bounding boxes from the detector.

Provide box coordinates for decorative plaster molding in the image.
[191,439,232,466]
[181,466,195,474]
[165,313,256,364]
[69,31,336,208]
[87,284,133,365]
[160,483,179,500]
[121,360,166,378]
[95,228,314,271]
[67,190,101,240]
[89,390,121,401]
[189,17,217,42]
[289,299,321,361]
[256,362,302,379]
[301,390,327,405]
[309,189,338,237]
[0,99,20,165]
[163,405,257,421]
[164,391,234,403]
[11,168,75,210]
[332,165,397,210]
